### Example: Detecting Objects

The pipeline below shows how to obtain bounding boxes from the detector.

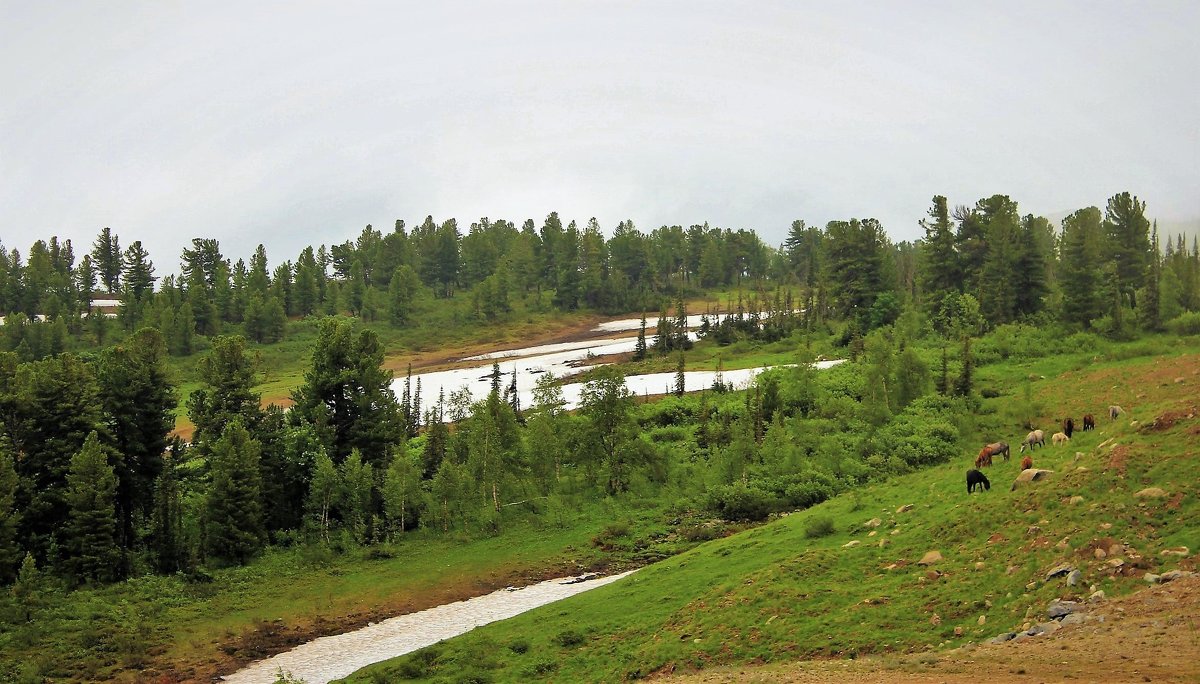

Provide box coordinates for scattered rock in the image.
[1144,572,1161,584]
[1026,581,1038,591]
[1045,562,1074,580]
[974,561,985,571]
[918,550,943,566]
[896,504,914,513]
[1075,452,1086,461]
[842,540,860,548]
[930,614,942,626]
[1174,376,1185,384]
[1061,612,1088,626]
[953,626,964,637]
[1088,590,1106,603]
[1027,525,1042,536]
[1107,558,1125,569]
[1160,546,1189,557]
[977,615,987,626]
[987,532,1006,544]
[1159,569,1195,583]
[1075,466,1090,472]
[1100,523,1112,530]
[1129,420,1140,429]
[1047,600,1084,620]
[1067,569,1083,586]
[1055,538,1071,551]
[1108,543,1125,557]
[1134,487,1167,499]
[864,517,882,528]
[988,632,1017,645]
[925,570,942,582]
[878,538,890,548]
[1094,548,1108,560]
[1069,495,1085,505]
[868,530,877,537]
[1012,468,1054,491]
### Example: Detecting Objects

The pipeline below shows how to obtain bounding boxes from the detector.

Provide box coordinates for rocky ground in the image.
[663,573,1200,683]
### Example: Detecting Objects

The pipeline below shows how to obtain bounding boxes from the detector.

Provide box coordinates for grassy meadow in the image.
[338,335,1200,683]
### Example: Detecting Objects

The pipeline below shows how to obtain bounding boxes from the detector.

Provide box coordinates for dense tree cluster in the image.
[0,191,1198,589]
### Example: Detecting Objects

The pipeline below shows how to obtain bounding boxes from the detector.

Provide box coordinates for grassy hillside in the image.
[341,341,1200,683]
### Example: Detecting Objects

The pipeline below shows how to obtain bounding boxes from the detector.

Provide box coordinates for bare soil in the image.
[663,572,1200,683]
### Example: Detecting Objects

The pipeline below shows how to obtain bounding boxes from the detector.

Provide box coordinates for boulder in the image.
[1135,487,1167,499]
[896,504,914,513]
[988,632,1017,645]
[1159,569,1195,583]
[863,517,882,528]
[1067,569,1083,586]
[1061,612,1088,626]
[1012,468,1054,491]
[918,550,943,566]
[1069,495,1084,505]
[977,615,987,626]
[1045,562,1074,580]
[1094,548,1107,560]
[1161,546,1190,557]
[1144,572,1161,584]
[1047,600,1084,620]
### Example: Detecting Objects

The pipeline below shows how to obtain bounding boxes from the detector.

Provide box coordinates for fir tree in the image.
[0,443,21,583]
[204,420,264,565]
[63,431,120,584]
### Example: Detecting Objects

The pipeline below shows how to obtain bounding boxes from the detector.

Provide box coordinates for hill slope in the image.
[341,345,1200,683]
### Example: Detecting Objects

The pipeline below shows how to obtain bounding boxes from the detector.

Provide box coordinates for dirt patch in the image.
[1142,408,1198,432]
[663,575,1200,683]
[1106,445,1131,474]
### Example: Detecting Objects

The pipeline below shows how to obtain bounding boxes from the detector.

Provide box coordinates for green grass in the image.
[340,340,1200,683]
[0,496,718,683]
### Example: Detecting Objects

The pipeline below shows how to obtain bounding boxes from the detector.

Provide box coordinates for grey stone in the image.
[1159,569,1195,583]
[988,632,1017,645]
[1045,562,1074,580]
[1061,613,1087,626]
[1047,600,1084,620]
[1067,569,1083,586]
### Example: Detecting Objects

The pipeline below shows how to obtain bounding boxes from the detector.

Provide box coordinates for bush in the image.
[553,630,586,647]
[705,483,782,521]
[1166,311,1200,336]
[804,516,835,538]
[507,638,530,654]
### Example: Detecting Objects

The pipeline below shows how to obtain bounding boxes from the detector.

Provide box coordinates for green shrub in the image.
[705,483,781,521]
[804,516,835,538]
[553,630,586,647]
[507,638,530,654]
[1166,311,1200,336]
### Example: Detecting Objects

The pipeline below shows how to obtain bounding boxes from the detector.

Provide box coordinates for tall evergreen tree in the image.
[63,431,120,584]
[0,442,20,583]
[290,318,402,467]
[1103,192,1152,309]
[1059,207,1107,326]
[186,335,261,452]
[919,196,961,310]
[149,453,184,574]
[1139,223,1162,330]
[91,227,122,293]
[204,420,264,565]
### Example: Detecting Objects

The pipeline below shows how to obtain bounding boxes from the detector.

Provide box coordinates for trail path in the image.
[220,571,636,684]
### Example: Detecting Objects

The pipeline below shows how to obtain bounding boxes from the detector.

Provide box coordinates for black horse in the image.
[1064,417,1075,439]
[966,469,991,494]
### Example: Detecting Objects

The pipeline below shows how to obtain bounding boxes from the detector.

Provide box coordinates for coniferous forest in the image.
[1,192,1199,680]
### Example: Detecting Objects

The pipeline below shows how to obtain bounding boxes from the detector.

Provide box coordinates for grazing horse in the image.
[1063,417,1074,439]
[1019,429,1045,453]
[1109,405,1124,420]
[976,442,1009,468]
[1082,414,1095,431]
[1052,431,1070,446]
[966,469,991,493]
[1020,455,1033,471]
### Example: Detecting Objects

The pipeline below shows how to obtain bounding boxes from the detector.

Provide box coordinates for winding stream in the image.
[221,571,637,684]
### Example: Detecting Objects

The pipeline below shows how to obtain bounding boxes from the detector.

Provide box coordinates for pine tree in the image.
[63,431,120,584]
[204,420,264,565]
[186,335,261,453]
[1103,192,1152,309]
[633,313,648,360]
[1059,207,1107,326]
[954,335,974,398]
[674,350,685,397]
[388,264,420,325]
[0,443,21,583]
[149,455,184,574]
[290,318,402,467]
[91,227,122,293]
[919,195,961,311]
[1139,224,1162,331]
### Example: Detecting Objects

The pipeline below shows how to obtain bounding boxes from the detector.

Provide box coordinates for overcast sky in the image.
[2,1,1197,270]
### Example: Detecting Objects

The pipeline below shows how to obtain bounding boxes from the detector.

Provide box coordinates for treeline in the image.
[0,216,775,361]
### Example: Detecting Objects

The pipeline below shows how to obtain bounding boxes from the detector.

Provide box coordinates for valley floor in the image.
[664,574,1200,683]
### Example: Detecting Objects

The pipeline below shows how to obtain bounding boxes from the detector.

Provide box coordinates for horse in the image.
[1019,429,1045,453]
[966,469,991,494]
[1063,417,1074,439]
[976,442,1009,468]
[1052,431,1070,446]
[1082,414,1095,431]
[1020,455,1033,471]
[1109,405,1124,420]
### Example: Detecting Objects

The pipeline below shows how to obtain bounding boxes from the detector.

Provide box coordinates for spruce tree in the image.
[1103,192,1152,309]
[186,335,261,453]
[633,313,647,360]
[1059,207,1107,326]
[919,195,961,311]
[0,443,21,583]
[63,431,120,584]
[149,455,184,574]
[204,420,264,565]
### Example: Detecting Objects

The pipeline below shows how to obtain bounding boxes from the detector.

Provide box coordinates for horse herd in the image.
[965,405,1124,494]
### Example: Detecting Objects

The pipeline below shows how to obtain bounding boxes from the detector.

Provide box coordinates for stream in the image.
[221,571,637,684]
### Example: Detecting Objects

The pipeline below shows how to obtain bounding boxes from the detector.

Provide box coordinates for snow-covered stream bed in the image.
[221,571,636,684]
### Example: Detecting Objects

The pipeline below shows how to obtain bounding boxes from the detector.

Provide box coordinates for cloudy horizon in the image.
[2,1,1197,269]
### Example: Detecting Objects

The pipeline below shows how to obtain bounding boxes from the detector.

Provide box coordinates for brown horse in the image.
[1020,455,1033,471]
[1082,414,1095,431]
[976,442,1009,467]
